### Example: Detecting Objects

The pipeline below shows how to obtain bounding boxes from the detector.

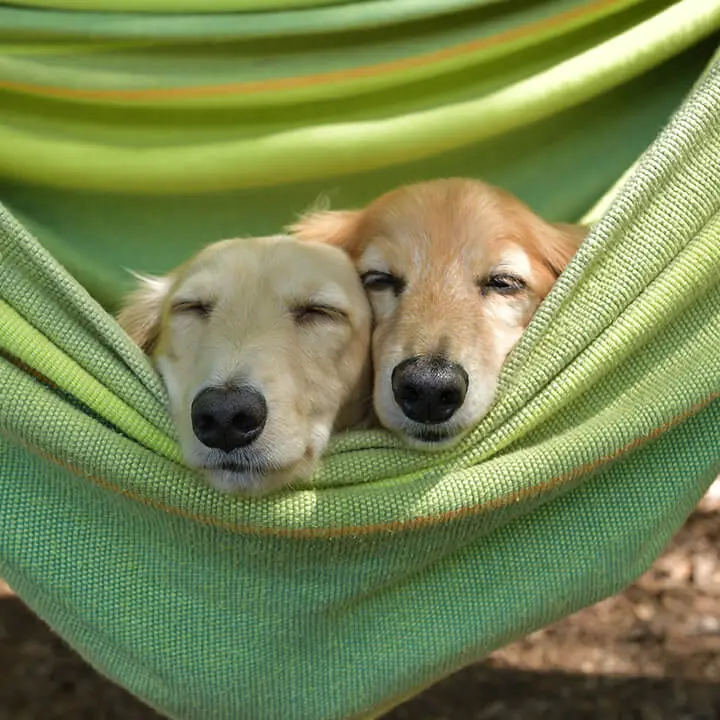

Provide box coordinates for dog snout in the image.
[391,356,468,424]
[191,386,268,452]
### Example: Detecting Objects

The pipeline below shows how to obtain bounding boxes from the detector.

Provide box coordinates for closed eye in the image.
[478,273,527,296]
[171,299,214,318]
[360,270,406,296]
[292,303,349,325]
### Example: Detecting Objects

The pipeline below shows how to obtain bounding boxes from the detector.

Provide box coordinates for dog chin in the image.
[204,466,277,496]
[394,423,469,451]
[199,455,315,496]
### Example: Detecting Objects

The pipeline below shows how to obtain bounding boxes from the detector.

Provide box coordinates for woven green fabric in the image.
[1,1,720,718]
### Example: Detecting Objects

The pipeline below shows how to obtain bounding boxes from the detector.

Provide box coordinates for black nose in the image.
[391,356,468,424]
[191,386,267,452]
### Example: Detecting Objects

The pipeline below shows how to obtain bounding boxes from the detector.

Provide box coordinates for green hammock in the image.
[1,1,720,718]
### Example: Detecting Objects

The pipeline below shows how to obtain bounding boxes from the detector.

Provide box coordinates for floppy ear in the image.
[116,273,171,355]
[288,209,363,254]
[541,222,588,277]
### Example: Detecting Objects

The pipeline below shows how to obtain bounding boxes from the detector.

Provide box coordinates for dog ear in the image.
[540,222,588,277]
[117,273,171,355]
[288,209,363,256]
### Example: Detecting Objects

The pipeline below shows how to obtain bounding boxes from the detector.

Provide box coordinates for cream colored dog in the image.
[292,178,586,449]
[118,235,372,495]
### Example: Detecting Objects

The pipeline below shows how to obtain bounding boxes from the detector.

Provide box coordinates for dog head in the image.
[291,178,585,449]
[118,235,372,494]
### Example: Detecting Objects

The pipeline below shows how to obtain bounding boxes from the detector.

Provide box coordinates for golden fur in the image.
[291,178,586,448]
[118,235,372,495]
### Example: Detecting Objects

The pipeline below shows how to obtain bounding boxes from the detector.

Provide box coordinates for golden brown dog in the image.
[118,235,372,495]
[291,178,586,449]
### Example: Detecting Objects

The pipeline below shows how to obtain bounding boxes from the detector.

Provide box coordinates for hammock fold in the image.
[1,1,719,718]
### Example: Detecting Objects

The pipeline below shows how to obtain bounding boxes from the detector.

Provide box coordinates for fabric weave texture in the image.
[0,2,719,718]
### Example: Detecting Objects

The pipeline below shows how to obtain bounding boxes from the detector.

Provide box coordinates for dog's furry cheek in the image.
[486,298,532,329]
[309,422,332,457]
[367,291,398,323]
[478,325,524,379]
[155,358,177,404]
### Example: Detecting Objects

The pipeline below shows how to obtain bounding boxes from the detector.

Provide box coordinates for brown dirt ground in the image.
[3,488,720,720]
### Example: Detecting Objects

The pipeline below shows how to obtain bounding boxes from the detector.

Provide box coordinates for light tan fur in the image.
[118,235,372,495]
[291,178,586,448]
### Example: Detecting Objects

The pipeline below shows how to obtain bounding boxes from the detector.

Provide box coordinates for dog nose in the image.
[191,386,267,452]
[391,356,468,424]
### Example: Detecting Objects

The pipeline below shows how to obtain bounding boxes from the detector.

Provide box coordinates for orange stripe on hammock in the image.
[3,387,716,539]
[0,0,621,102]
